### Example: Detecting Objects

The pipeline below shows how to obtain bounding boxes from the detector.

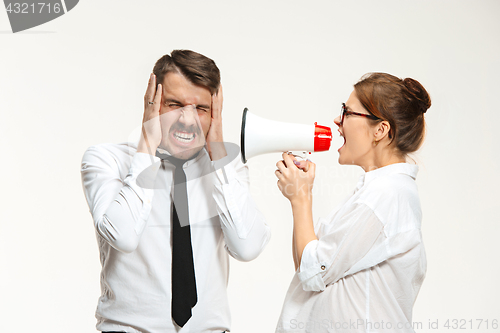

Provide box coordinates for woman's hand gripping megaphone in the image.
[287,152,311,171]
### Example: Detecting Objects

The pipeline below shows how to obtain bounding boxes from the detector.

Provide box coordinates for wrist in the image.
[207,140,227,161]
[290,196,312,209]
[137,140,158,156]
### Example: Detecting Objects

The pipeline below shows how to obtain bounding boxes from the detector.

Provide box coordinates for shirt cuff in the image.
[297,240,327,292]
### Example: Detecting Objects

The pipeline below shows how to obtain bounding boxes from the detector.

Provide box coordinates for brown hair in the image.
[152,50,221,95]
[354,72,431,155]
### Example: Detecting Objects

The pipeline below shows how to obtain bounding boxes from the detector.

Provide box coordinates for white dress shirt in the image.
[81,142,270,333]
[276,163,426,333]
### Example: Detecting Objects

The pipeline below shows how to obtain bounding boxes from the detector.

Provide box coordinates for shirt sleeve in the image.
[211,153,271,262]
[298,203,385,291]
[81,145,160,253]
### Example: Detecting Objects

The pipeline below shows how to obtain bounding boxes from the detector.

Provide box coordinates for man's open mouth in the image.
[173,131,195,143]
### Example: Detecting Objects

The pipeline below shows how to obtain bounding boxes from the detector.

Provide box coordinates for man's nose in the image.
[178,105,197,126]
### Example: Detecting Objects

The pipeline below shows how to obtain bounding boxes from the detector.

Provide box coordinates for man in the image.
[81,50,270,332]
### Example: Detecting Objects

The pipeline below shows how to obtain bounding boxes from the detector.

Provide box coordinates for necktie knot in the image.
[156,151,189,185]
[156,151,188,167]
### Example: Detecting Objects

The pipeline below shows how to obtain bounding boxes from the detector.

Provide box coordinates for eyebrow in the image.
[164,98,182,104]
[344,104,353,112]
[164,98,210,109]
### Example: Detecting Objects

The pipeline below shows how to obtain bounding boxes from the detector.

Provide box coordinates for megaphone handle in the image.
[287,151,309,161]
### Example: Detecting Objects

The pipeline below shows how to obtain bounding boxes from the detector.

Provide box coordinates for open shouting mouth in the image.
[338,130,346,152]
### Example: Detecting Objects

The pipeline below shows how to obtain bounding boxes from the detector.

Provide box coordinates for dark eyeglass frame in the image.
[340,103,380,125]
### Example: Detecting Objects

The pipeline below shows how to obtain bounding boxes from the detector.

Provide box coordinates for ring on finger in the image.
[148,101,154,105]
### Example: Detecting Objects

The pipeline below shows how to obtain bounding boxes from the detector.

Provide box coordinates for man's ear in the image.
[374,121,391,142]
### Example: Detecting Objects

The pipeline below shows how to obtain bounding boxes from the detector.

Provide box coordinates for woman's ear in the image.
[374,121,391,142]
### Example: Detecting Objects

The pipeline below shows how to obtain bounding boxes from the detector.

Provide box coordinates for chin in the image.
[161,138,206,160]
[338,155,356,166]
[338,159,350,166]
[338,152,348,165]
[171,145,204,160]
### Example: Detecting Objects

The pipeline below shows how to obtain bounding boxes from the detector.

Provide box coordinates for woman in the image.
[275,73,430,333]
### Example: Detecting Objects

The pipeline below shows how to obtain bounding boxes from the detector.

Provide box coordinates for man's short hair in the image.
[153,50,221,95]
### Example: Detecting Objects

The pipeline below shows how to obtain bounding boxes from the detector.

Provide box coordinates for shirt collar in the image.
[358,163,419,188]
[156,147,207,168]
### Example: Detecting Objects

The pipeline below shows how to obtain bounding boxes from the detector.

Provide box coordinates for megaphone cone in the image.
[240,108,332,163]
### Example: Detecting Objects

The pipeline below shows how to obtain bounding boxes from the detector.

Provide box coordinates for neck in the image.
[360,147,405,172]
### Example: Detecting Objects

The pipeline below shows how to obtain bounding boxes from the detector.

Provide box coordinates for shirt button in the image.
[321,265,326,270]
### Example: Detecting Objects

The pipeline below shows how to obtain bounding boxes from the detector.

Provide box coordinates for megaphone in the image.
[240,108,333,163]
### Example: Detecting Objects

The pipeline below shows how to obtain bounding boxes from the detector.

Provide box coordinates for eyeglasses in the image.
[340,103,380,125]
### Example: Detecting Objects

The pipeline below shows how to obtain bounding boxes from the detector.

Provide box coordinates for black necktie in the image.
[157,152,197,327]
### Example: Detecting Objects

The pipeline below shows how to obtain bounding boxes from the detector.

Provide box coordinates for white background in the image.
[1,1,499,332]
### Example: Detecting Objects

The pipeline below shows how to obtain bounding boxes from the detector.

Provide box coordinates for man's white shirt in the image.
[81,142,270,333]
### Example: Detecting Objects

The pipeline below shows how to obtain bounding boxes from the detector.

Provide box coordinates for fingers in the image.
[144,73,157,107]
[279,153,305,172]
[276,160,286,174]
[211,84,223,120]
[308,160,316,177]
[143,73,162,122]
[285,152,317,174]
[300,160,317,175]
[153,83,162,112]
[276,153,316,180]
[275,161,284,193]
[282,152,295,168]
[288,153,308,169]
[217,84,223,100]
[276,179,283,193]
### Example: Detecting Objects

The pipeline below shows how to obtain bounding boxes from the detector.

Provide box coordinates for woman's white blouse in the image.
[277,163,426,333]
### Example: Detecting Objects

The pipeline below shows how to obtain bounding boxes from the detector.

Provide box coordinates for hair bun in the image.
[403,78,431,114]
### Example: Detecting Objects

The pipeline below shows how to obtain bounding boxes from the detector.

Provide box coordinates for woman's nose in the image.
[334,115,341,127]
